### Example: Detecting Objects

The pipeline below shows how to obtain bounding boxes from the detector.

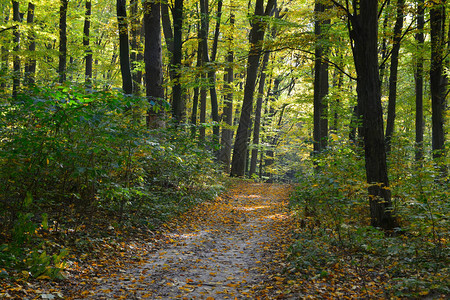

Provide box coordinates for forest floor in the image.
[2,180,446,299]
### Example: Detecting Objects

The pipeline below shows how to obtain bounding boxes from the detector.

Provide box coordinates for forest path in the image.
[83,180,296,299]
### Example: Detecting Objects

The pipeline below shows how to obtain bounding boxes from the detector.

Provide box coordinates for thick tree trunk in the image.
[144,0,165,127]
[117,0,133,94]
[58,0,68,83]
[171,0,184,123]
[12,1,21,97]
[230,0,275,177]
[249,51,270,176]
[429,2,447,175]
[385,0,405,153]
[84,0,92,86]
[24,2,36,86]
[219,9,235,172]
[349,0,397,230]
[415,0,424,162]
[313,2,329,155]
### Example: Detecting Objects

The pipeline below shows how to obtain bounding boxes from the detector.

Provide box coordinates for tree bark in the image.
[84,0,92,87]
[172,0,184,123]
[415,0,424,162]
[12,1,21,97]
[199,0,220,144]
[24,2,36,86]
[348,0,397,230]
[385,0,405,153]
[130,0,142,94]
[117,0,133,94]
[249,50,270,176]
[429,1,447,175]
[144,0,165,127]
[58,0,68,83]
[219,9,235,172]
[313,2,329,155]
[230,0,275,177]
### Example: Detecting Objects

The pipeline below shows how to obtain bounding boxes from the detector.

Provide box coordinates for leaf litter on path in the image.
[77,180,296,299]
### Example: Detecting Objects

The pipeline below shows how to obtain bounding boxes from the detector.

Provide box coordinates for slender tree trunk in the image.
[130,0,142,94]
[199,74,207,141]
[348,0,397,230]
[219,7,235,172]
[117,0,133,94]
[144,0,165,127]
[12,0,21,97]
[199,0,219,144]
[191,33,202,138]
[230,0,275,177]
[415,0,424,162]
[24,2,36,86]
[58,0,68,83]
[385,0,405,153]
[249,50,270,176]
[313,2,329,154]
[429,1,447,176]
[84,0,92,86]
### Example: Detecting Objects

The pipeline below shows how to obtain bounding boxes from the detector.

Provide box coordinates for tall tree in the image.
[130,0,142,94]
[12,0,21,97]
[385,0,405,153]
[84,0,92,86]
[58,0,68,83]
[313,1,329,155]
[249,50,270,176]
[24,2,36,86]
[144,0,165,127]
[171,0,184,123]
[219,7,235,172]
[199,0,220,144]
[230,0,276,177]
[117,0,133,94]
[415,0,424,162]
[338,0,398,230]
[429,0,447,175]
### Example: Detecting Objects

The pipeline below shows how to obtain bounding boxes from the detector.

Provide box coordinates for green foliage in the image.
[290,141,449,297]
[0,84,221,279]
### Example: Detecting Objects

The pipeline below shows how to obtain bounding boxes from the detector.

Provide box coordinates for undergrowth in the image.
[0,84,222,281]
[290,138,449,299]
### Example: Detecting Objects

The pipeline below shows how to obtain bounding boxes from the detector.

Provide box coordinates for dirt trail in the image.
[85,181,294,299]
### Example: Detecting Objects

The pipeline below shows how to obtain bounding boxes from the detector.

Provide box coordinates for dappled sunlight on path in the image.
[82,180,295,299]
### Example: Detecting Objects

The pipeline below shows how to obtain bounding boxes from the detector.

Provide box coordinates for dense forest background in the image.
[0,0,448,298]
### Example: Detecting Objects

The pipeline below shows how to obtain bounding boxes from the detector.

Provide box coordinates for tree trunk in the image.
[191,32,202,138]
[385,0,405,153]
[171,0,184,123]
[249,50,270,176]
[219,8,234,172]
[84,0,92,86]
[117,0,133,94]
[144,0,165,127]
[130,0,142,94]
[58,0,68,83]
[230,0,275,177]
[429,1,447,176]
[415,0,424,162]
[24,2,36,86]
[12,0,21,97]
[199,0,219,144]
[313,2,329,155]
[348,0,397,230]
